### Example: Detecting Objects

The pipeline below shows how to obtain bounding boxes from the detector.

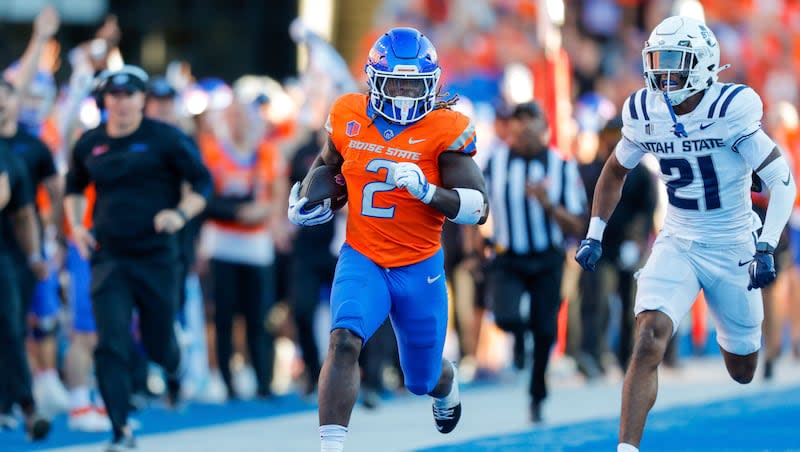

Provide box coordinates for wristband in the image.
[421,184,437,204]
[451,188,486,225]
[176,207,189,222]
[587,217,607,241]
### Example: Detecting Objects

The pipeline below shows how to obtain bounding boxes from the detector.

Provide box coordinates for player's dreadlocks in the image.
[433,90,459,110]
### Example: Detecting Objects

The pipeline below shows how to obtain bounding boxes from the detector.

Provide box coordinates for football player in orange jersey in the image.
[288,27,489,451]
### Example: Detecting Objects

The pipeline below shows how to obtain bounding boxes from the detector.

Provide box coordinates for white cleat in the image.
[68,407,111,432]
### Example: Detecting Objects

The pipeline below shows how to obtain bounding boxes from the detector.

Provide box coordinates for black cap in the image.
[511,100,544,120]
[102,65,149,93]
[147,77,177,98]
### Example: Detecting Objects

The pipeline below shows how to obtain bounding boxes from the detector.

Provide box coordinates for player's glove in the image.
[287,182,333,226]
[575,238,603,272]
[748,242,776,290]
[394,162,434,203]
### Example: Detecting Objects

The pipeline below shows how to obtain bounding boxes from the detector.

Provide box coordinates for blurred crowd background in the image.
[2,0,800,438]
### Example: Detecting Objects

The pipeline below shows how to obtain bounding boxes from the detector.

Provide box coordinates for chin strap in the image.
[662,91,688,138]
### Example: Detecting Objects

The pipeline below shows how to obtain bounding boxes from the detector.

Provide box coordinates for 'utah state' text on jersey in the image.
[615,83,771,244]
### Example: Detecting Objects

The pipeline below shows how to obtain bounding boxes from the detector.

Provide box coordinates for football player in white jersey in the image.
[575,16,796,452]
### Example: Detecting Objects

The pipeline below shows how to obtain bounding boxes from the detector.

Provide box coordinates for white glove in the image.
[287,182,333,226]
[394,162,434,203]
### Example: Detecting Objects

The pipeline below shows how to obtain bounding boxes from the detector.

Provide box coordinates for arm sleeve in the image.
[166,129,212,199]
[755,155,796,248]
[735,129,776,170]
[65,135,91,195]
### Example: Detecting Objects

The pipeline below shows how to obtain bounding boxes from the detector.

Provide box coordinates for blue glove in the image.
[575,238,603,272]
[748,242,776,290]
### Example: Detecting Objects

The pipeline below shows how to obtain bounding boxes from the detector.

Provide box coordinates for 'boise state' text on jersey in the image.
[616,83,771,244]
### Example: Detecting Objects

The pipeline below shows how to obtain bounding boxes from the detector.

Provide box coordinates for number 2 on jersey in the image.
[659,155,720,210]
[362,158,396,218]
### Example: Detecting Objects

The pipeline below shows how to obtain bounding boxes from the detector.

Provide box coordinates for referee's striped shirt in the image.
[485,146,586,255]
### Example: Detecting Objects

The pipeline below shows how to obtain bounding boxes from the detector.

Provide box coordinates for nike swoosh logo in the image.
[408,138,426,144]
[700,122,715,130]
[738,259,752,267]
[783,174,792,186]
[427,274,442,284]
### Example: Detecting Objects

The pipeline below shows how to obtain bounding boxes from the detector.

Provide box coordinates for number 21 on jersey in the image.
[659,155,721,210]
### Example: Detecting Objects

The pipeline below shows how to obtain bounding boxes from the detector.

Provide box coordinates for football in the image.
[299,164,348,211]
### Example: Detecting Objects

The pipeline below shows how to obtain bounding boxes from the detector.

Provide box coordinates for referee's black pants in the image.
[210,259,275,398]
[91,249,180,435]
[489,254,564,404]
[0,254,35,414]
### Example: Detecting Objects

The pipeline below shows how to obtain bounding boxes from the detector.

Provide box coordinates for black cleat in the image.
[764,359,774,380]
[530,400,542,424]
[25,413,51,441]
[432,402,461,434]
[106,427,136,451]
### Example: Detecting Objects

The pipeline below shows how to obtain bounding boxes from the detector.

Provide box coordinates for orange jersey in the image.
[327,93,477,268]
[200,134,286,233]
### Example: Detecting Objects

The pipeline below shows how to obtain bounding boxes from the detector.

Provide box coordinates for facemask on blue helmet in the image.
[365,27,441,125]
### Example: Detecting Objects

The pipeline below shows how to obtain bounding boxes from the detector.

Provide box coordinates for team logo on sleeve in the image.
[345,120,361,137]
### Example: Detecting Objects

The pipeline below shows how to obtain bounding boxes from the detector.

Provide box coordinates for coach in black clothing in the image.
[64,65,211,448]
[484,101,586,423]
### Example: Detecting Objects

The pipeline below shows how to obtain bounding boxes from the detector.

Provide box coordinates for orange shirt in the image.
[327,93,476,268]
[200,134,285,233]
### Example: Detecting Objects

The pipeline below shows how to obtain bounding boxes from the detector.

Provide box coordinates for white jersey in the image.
[616,83,773,245]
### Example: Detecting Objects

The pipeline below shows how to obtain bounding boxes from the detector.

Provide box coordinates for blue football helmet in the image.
[365,27,441,125]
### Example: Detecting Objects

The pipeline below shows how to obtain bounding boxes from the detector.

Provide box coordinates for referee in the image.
[484,101,586,423]
[64,65,211,449]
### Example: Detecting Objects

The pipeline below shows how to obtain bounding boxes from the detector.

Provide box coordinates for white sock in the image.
[37,368,58,382]
[433,361,460,408]
[319,424,347,452]
[69,386,91,410]
[618,443,639,452]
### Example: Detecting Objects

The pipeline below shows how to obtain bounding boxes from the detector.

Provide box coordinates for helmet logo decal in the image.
[698,25,716,48]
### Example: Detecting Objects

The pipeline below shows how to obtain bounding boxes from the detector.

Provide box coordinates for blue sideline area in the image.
[418,386,800,452]
[3,394,317,452]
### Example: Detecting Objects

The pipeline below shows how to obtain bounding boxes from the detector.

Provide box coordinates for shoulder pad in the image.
[705,83,761,122]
